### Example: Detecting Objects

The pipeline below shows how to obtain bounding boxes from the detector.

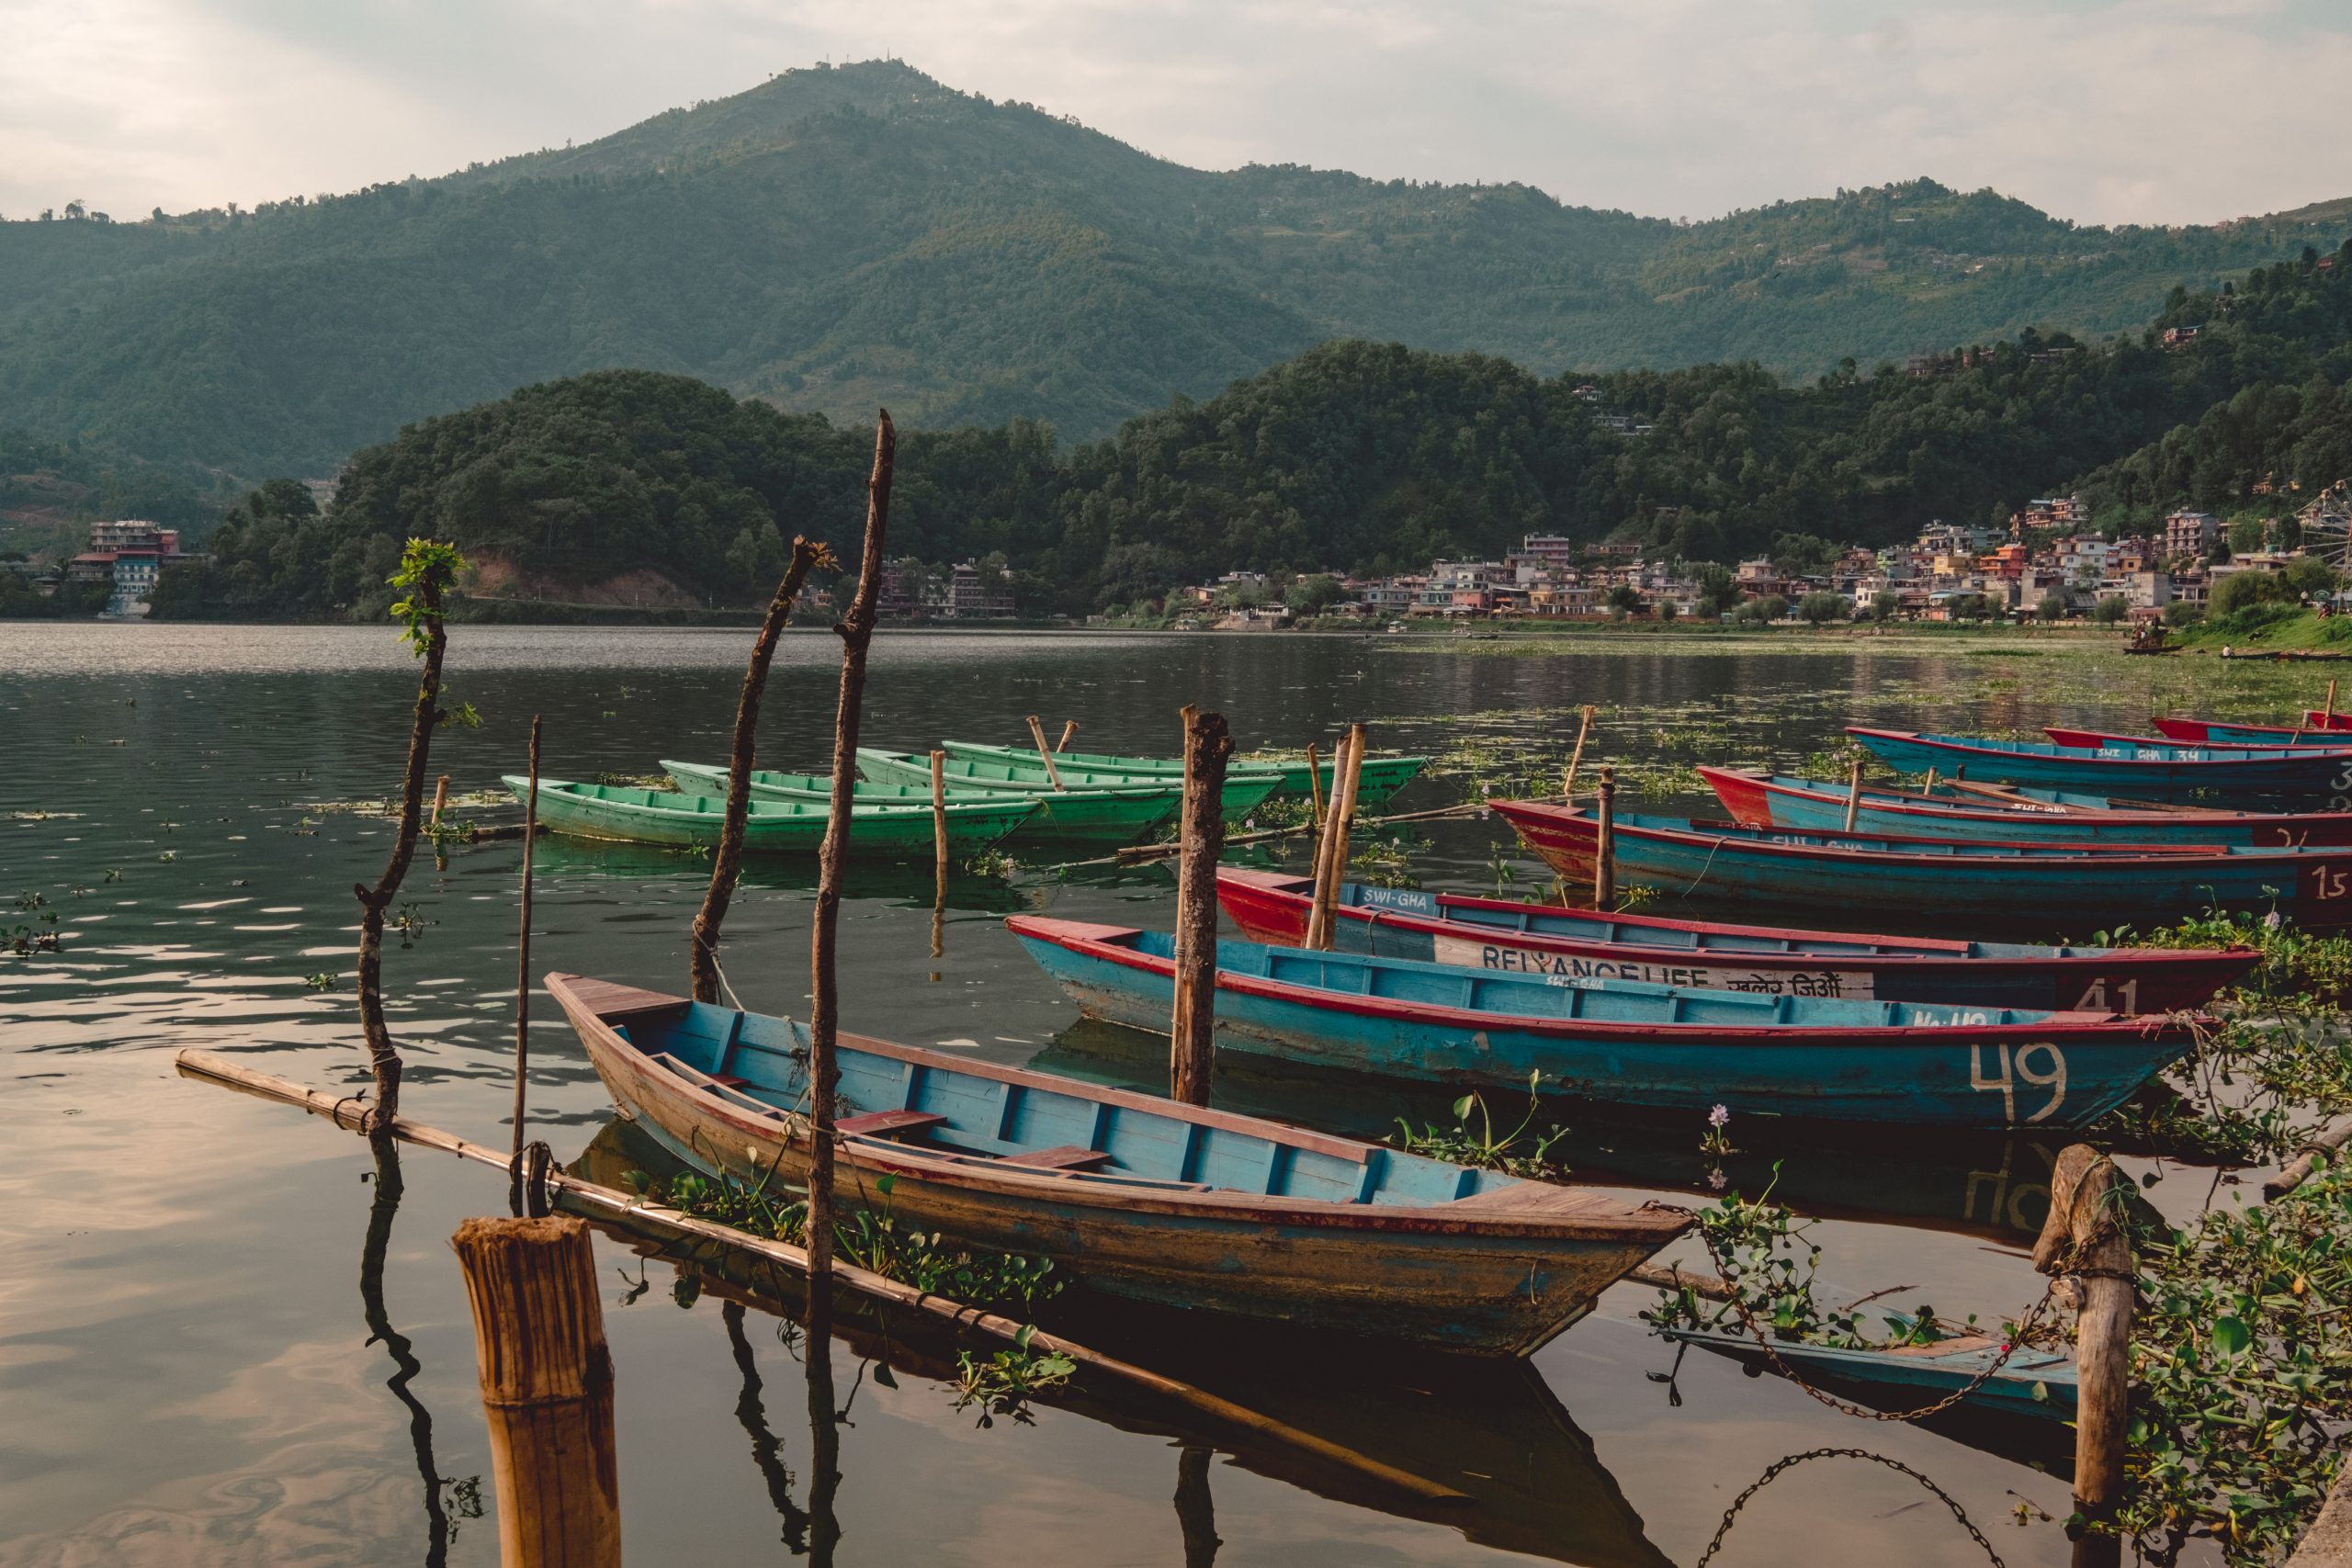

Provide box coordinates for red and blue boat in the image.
[2042,724,2352,755]
[1006,916,2202,1129]
[1214,866,2256,1010]
[1489,797,2352,930]
[1847,727,2352,806]
[1699,766,2352,849]
[2152,715,2352,745]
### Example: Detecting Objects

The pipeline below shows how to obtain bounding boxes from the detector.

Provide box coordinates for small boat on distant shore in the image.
[1700,766,2352,849]
[941,740,1429,809]
[508,776,1035,855]
[1212,866,2256,1010]
[548,972,1688,1355]
[1007,916,2202,1129]
[1849,727,2352,805]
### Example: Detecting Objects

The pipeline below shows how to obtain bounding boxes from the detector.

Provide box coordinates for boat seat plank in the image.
[571,976,690,1019]
[1448,1182,1630,1216]
[1001,1145,1113,1171]
[836,1109,948,1139]
[707,1073,752,1090]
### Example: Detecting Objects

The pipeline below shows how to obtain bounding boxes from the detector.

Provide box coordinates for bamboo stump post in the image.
[1055,719,1080,754]
[451,1216,620,1568]
[2327,679,2339,728]
[1306,726,1366,950]
[1593,766,1617,911]
[513,716,541,1155]
[930,750,948,961]
[1304,742,1326,833]
[1170,706,1232,1107]
[431,773,450,830]
[1842,753,1864,834]
[1026,714,1066,790]
[1564,705,1597,795]
[2032,1145,2132,1568]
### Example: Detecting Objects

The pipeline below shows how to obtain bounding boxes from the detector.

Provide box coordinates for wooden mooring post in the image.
[1563,705,1597,795]
[2031,1145,2132,1568]
[1592,765,1616,911]
[1304,725,1366,950]
[430,773,450,830]
[1055,719,1080,754]
[1304,742,1325,832]
[1841,753,1864,834]
[513,716,542,1155]
[1170,706,1232,1106]
[1026,714,1066,790]
[929,749,949,962]
[450,1215,620,1568]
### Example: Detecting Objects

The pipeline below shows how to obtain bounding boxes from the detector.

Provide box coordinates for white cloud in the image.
[2,0,2348,227]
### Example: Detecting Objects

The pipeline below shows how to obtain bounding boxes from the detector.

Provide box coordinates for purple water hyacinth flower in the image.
[1708,1103,1731,1128]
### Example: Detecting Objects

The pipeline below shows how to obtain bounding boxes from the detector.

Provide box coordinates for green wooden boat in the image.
[942,739,1426,809]
[662,758,1029,807]
[857,749,1263,844]
[910,744,1283,818]
[505,777,1035,856]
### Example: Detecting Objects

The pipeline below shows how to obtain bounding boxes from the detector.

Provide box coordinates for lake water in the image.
[0,622,2277,1568]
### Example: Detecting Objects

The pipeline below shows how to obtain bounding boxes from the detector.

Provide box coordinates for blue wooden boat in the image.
[1701,766,2352,849]
[1215,866,2256,1010]
[1493,796,2352,930]
[1849,727,2352,807]
[2045,724,2352,755]
[1661,1325,2076,1419]
[1004,918,2201,1129]
[548,972,1689,1355]
[2154,716,2352,746]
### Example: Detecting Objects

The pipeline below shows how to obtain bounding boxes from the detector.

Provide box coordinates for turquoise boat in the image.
[1661,1325,2076,1419]
[857,749,1272,844]
[508,776,1035,856]
[548,972,1689,1355]
[1849,727,2352,806]
[942,740,1427,809]
[1008,916,2202,1129]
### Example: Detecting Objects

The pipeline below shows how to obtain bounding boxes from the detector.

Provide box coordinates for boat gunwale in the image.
[1700,765,2352,838]
[514,774,1036,826]
[2042,725,2352,756]
[1849,724,2352,773]
[548,972,1685,1242]
[857,748,1209,802]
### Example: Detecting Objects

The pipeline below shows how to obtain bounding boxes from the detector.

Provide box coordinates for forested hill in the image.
[151,241,2352,623]
[5,58,2346,476]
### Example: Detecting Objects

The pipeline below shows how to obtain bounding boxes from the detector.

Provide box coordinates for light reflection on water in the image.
[2,623,2247,1567]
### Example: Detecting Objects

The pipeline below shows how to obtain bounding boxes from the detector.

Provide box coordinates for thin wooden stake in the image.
[1170,705,1233,1107]
[1593,765,1617,911]
[1842,753,1864,834]
[1056,719,1080,753]
[1026,714,1066,789]
[930,750,949,961]
[1304,742,1326,832]
[808,411,895,1309]
[1564,705,1598,795]
[2327,679,2339,728]
[2032,1145,2132,1568]
[430,773,450,830]
[1923,766,1939,798]
[513,716,541,1156]
[690,539,825,1005]
[450,1215,620,1568]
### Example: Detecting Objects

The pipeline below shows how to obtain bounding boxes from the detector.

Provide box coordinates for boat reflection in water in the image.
[1032,1018,2068,1244]
[572,1119,1673,1568]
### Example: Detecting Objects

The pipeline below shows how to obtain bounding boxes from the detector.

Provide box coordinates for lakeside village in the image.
[20,486,2352,628]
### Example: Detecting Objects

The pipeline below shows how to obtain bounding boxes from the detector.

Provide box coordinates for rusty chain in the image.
[1692,1446,2009,1568]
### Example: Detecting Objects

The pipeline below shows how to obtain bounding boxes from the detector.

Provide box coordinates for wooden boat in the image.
[1848,727,2352,806]
[1489,796,2352,930]
[942,740,1428,809]
[1700,766,2352,849]
[2154,715,2352,746]
[660,758,1082,851]
[1660,1325,2076,1420]
[890,746,1283,818]
[857,749,1273,843]
[1005,917,2202,1129]
[548,972,1688,1355]
[1213,866,2256,1010]
[507,777,1035,855]
[2043,724,2352,755]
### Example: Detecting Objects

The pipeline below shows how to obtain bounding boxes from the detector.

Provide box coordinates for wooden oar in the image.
[173,1049,1467,1506]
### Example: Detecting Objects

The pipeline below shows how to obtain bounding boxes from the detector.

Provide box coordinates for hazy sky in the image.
[5,0,2348,228]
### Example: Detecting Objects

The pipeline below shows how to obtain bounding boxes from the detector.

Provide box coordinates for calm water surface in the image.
[1,624,2269,1567]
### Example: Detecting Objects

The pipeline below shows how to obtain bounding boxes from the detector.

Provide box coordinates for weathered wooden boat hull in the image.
[1849,727,2352,806]
[1702,766,2352,850]
[941,740,1428,809]
[1493,796,2352,931]
[1662,1325,2076,1419]
[508,777,1035,855]
[1007,919,2199,1129]
[550,974,1685,1355]
[1214,867,2256,1010]
[855,749,1211,844]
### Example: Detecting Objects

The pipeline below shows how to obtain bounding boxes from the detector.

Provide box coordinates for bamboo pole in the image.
[449,1215,620,1568]
[1592,766,1617,910]
[2032,1145,2132,1568]
[1170,706,1233,1107]
[1563,705,1597,795]
[1056,719,1080,753]
[690,540,825,1005]
[174,1048,1464,1506]
[1923,766,1939,798]
[2266,1121,2352,1198]
[1841,753,1864,833]
[930,750,949,962]
[808,411,895,1309]
[1306,727,1366,950]
[354,547,460,1128]
[430,773,450,830]
[513,716,541,1156]
[2327,680,2339,728]
[1304,742,1326,832]
[1026,715,1066,790]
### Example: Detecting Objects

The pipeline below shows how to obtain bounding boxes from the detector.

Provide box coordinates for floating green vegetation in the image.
[1389,1073,1569,1178]
[7,891,61,955]
[592,771,671,789]
[954,1325,1077,1428]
